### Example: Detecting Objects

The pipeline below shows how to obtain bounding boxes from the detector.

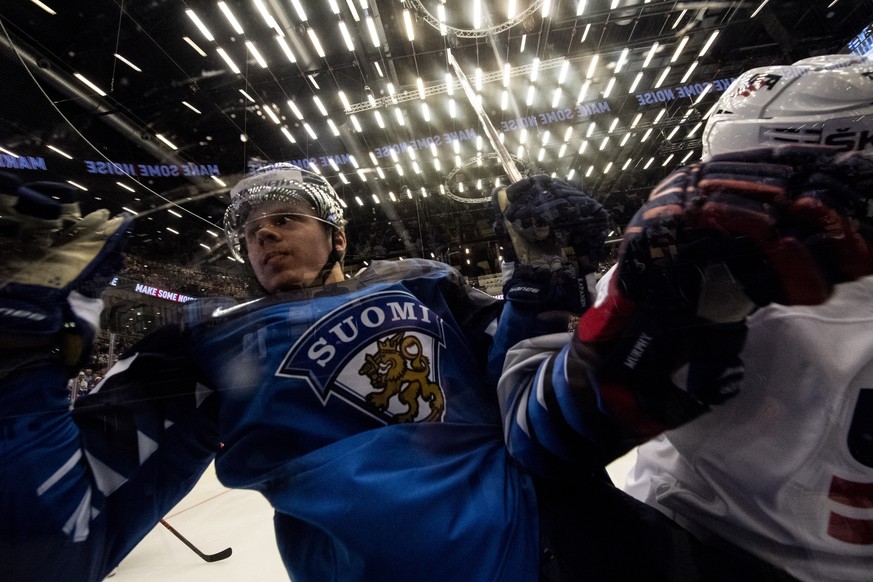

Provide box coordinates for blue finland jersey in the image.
[1,259,549,581]
[184,260,540,580]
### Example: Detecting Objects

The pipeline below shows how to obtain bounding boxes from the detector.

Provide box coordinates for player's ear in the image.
[333,229,347,253]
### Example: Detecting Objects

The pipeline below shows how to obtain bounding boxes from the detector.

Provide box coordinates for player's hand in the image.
[0,175,133,365]
[573,146,873,442]
[493,175,609,312]
[616,145,873,313]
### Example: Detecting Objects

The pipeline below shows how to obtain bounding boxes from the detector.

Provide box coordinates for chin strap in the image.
[316,230,345,286]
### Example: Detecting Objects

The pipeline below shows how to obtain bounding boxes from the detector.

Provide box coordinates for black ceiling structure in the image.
[0,1,867,274]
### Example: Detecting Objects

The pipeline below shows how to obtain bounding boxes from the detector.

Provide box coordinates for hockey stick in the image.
[160,519,233,562]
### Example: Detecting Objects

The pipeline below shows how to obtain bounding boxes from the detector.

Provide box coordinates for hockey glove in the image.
[573,145,873,444]
[0,177,133,369]
[494,175,609,313]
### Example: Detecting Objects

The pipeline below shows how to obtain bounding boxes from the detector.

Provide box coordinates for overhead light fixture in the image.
[473,0,482,29]
[576,0,586,16]
[615,48,629,73]
[281,127,296,143]
[603,77,616,98]
[577,80,591,102]
[421,102,430,121]
[73,73,107,96]
[366,17,380,47]
[417,77,426,99]
[339,22,355,51]
[183,37,208,57]
[654,66,670,88]
[520,34,527,53]
[654,109,666,124]
[245,41,268,68]
[643,42,659,68]
[403,9,415,41]
[167,208,182,218]
[218,2,245,34]
[640,128,653,142]
[114,53,141,72]
[750,0,770,18]
[327,119,340,136]
[276,36,296,63]
[603,161,613,174]
[30,1,56,15]
[699,30,720,57]
[530,58,540,82]
[558,59,570,85]
[628,71,644,93]
[662,153,675,167]
[287,100,304,120]
[437,3,447,35]
[253,0,280,31]
[394,107,405,126]
[373,111,385,128]
[345,0,360,22]
[263,105,281,124]
[338,91,352,111]
[308,74,321,89]
[47,144,73,159]
[551,88,561,108]
[290,0,307,21]
[670,36,689,63]
[182,101,202,114]
[303,123,317,139]
[307,29,326,57]
[680,61,698,83]
[374,62,384,77]
[185,9,214,41]
[586,54,599,79]
[580,23,591,43]
[671,9,688,30]
[313,96,328,116]
[216,47,241,74]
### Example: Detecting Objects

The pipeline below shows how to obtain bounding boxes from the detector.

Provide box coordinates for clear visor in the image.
[225,210,338,263]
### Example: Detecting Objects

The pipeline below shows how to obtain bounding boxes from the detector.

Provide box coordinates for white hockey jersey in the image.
[625,275,873,582]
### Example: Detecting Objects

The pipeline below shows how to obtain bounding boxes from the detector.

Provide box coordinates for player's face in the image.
[243,202,346,293]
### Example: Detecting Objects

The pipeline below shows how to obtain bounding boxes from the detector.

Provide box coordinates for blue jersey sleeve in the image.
[1,324,220,581]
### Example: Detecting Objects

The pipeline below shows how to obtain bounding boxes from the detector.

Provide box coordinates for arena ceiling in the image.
[0,1,866,273]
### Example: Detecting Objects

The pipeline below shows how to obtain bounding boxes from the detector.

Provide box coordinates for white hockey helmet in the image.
[223,163,345,262]
[702,54,873,159]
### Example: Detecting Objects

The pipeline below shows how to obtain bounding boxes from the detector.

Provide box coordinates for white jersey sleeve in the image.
[625,275,873,582]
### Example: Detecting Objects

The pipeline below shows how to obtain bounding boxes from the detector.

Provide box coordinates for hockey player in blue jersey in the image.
[1,159,870,581]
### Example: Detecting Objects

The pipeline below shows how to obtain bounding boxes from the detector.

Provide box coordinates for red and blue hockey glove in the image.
[576,146,873,443]
[494,175,610,313]
[0,175,133,370]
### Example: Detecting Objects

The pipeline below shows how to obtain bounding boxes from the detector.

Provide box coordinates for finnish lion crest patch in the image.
[276,290,446,424]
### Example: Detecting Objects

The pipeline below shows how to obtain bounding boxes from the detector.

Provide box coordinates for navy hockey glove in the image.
[573,145,873,445]
[0,176,133,368]
[494,175,609,313]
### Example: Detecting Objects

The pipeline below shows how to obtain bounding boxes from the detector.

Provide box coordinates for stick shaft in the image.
[446,50,523,183]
